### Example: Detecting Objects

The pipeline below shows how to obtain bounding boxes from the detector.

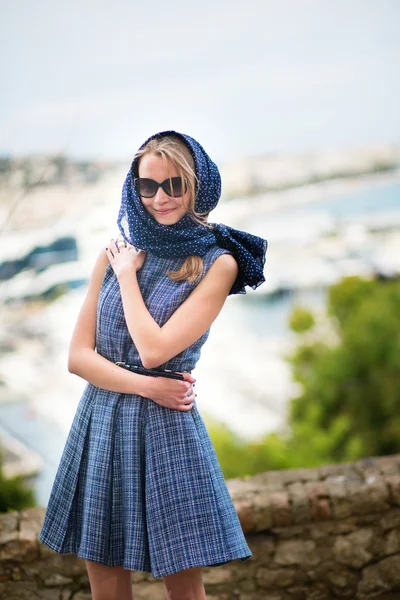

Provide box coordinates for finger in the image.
[179,390,195,405]
[176,396,190,409]
[109,238,119,254]
[180,372,196,384]
[116,236,127,252]
[105,246,115,259]
[114,239,123,254]
[180,381,191,396]
[178,401,193,411]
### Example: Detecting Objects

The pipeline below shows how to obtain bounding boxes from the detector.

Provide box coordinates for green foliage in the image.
[0,451,36,513]
[289,306,315,332]
[208,276,400,478]
[327,275,374,325]
[205,417,294,478]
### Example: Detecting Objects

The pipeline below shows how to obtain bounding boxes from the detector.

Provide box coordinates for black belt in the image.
[115,361,185,381]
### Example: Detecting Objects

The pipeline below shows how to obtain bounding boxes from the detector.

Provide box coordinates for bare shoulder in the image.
[194,251,238,298]
[209,252,238,280]
[92,246,109,277]
[86,247,110,296]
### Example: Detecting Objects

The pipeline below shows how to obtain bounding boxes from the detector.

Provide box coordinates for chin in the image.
[152,209,185,224]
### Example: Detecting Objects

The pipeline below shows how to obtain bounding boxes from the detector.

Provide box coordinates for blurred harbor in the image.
[0,147,399,505]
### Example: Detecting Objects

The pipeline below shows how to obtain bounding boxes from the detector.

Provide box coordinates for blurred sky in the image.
[1,0,399,161]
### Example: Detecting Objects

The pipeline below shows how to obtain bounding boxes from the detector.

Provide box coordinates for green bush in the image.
[289,306,315,333]
[0,451,36,513]
[208,276,400,478]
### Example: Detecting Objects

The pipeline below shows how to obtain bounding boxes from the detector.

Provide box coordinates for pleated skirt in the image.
[39,383,252,578]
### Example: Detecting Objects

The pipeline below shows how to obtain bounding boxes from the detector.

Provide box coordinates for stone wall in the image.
[1,454,400,599]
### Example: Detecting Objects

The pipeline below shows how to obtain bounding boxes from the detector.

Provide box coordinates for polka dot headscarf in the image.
[117,130,268,295]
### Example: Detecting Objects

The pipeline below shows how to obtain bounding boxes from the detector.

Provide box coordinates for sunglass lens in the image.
[135,178,157,197]
[167,177,186,197]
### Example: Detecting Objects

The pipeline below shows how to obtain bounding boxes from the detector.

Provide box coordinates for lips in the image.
[154,208,176,215]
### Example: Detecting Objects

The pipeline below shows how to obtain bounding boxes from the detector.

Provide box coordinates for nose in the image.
[153,186,171,206]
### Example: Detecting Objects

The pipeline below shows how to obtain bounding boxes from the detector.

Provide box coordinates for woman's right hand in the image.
[145,372,197,411]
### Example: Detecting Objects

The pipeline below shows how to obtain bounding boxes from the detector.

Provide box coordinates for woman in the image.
[39,130,267,600]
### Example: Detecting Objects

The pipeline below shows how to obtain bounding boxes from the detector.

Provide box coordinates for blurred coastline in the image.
[0,144,400,505]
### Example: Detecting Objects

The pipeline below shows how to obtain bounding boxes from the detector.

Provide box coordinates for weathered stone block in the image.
[345,476,390,515]
[202,567,232,585]
[304,521,333,541]
[20,507,46,524]
[0,512,19,536]
[325,476,352,520]
[380,508,400,531]
[38,541,56,558]
[31,554,85,579]
[72,592,92,600]
[270,491,292,527]
[0,581,53,599]
[383,528,400,556]
[247,533,275,560]
[239,593,282,600]
[326,566,359,592]
[252,493,273,530]
[256,566,296,588]
[333,528,374,568]
[0,530,19,549]
[44,572,73,587]
[131,570,146,583]
[0,532,38,563]
[287,482,312,524]
[226,477,260,498]
[234,500,256,532]
[11,567,21,582]
[386,474,400,505]
[358,555,400,594]
[270,523,305,540]
[256,470,285,489]
[19,519,39,544]
[132,581,167,599]
[376,455,400,476]
[299,582,331,599]
[239,578,256,592]
[304,481,332,522]
[284,467,320,483]
[274,539,320,567]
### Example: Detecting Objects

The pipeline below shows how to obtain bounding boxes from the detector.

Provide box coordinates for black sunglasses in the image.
[133,177,187,198]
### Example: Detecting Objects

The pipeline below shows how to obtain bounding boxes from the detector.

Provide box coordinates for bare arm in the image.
[68,248,196,410]
[107,240,239,369]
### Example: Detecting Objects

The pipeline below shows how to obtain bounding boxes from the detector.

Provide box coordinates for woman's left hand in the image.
[105,237,146,279]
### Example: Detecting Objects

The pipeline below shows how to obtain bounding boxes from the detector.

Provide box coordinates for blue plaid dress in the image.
[39,244,252,578]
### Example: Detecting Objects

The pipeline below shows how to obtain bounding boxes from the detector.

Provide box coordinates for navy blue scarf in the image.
[117,130,267,295]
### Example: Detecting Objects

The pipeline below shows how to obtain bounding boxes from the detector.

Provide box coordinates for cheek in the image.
[141,199,153,213]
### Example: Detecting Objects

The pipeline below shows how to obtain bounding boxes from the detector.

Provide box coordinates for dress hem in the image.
[39,535,252,579]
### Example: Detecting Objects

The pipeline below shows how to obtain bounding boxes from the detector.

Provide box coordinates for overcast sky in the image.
[1,0,399,161]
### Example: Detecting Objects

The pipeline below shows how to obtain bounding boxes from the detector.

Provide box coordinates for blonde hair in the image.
[135,134,212,284]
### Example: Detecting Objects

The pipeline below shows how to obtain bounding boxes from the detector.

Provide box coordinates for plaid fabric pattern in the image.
[39,245,253,578]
